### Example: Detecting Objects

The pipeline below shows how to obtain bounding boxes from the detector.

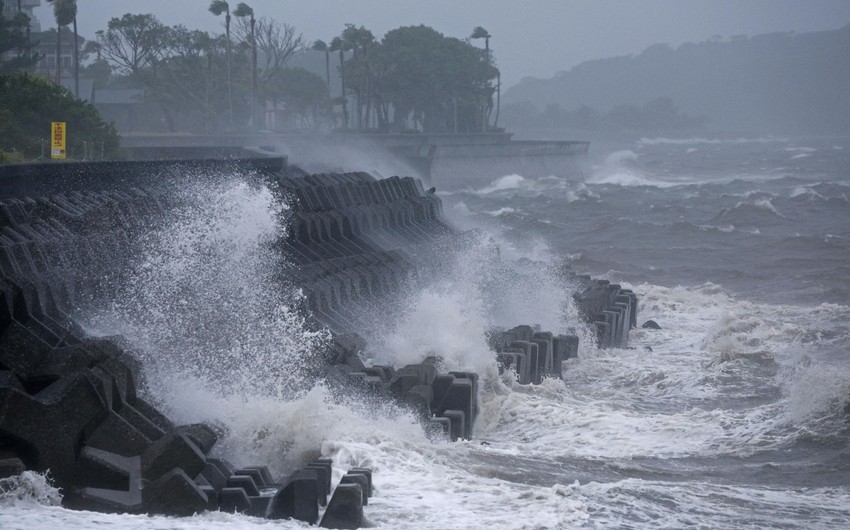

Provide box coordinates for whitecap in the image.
[484,207,518,216]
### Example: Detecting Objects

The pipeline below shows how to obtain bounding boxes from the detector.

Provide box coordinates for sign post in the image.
[51,122,66,159]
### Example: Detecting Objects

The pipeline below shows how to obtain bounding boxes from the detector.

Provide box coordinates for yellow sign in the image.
[51,121,66,159]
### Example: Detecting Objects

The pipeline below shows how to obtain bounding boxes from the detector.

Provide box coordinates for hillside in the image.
[503,24,850,134]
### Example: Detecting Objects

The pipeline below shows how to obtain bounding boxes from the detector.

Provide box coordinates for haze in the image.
[34,0,850,88]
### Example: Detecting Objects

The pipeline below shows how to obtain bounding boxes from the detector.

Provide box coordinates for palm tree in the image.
[233,2,257,128]
[208,0,233,127]
[311,39,330,95]
[470,26,490,55]
[329,36,349,128]
[47,0,76,86]
[72,8,79,97]
[471,26,495,131]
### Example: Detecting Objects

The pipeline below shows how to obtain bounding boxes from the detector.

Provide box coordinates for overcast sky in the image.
[34,0,850,88]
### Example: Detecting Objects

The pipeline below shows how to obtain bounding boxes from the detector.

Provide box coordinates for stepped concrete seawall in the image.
[120,133,589,190]
[0,157,634,525]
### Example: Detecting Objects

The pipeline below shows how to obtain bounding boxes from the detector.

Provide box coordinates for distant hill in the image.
[503,24,850,134]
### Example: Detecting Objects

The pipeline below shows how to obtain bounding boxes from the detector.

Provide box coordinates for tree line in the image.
[2,0,502,141]
[81,10,501,134]
[313,24,499,133]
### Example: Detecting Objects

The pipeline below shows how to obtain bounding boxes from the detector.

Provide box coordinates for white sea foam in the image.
[484,207,519,216]
[729,198,780,216]
[572,479,850,529]
[474,173,529,194]
[637,136,788,146]
[790,186,825,199]
[587,150,678,188]
[467,280,850,467]
[471,173,576,198]
[784,146,817,153]
[0,471,62,507]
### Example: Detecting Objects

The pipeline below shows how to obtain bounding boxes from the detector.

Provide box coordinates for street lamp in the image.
[208,0,234,128]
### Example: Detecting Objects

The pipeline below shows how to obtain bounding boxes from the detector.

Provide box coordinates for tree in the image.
[95,13,167,75]
[264,66,330,129]
[208,0,233,127]
[232,2,257,128]
[151,25,234,132]
[47,0,75,84]
[311,39,330,95]
[338,24,376,130]
[234,14,304,128]
[470,26,490,54]
[470,26,496,129]
[0,2,40,73]
[373,25,498,133]
[0,73,119,160]
[328,36,350,128]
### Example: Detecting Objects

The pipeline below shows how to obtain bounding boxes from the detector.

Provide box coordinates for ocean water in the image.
[2,136,850,529]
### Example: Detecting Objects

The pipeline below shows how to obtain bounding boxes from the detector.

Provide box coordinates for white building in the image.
[1,0,41,32]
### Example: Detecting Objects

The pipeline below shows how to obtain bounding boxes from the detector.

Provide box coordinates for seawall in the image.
[119,133,589,190]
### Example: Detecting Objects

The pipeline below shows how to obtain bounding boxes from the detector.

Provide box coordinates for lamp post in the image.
[208,1,234,129]
[234,2,257,129]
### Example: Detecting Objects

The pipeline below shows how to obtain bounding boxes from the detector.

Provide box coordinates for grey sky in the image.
[35,0,850,88]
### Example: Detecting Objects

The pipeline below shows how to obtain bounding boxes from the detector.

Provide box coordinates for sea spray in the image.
[77,169,330,422]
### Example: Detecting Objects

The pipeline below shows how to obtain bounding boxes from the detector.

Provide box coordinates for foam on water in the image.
[588,150,680,188]
[637,136,789,146]
[570,479,850,529]
[484,206,519,216]
[467,280,850,465]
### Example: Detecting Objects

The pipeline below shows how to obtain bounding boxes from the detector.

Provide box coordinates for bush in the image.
[0,73,120,160]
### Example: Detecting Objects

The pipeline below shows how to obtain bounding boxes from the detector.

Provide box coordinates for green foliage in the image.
[265,67,330,128]
[81,57,112,88]
[344,24,498,133]
[470,26,490,40]
[0,74,120,160]
[47,0,77,27]
[0,4,40,73]
[95,13,167,74]
[208,0,229,16]
[232,3,253,18]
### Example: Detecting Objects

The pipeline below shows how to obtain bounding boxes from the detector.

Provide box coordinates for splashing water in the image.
[80,170,330,407]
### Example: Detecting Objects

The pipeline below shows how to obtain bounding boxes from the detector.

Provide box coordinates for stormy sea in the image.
[2,135,849,529]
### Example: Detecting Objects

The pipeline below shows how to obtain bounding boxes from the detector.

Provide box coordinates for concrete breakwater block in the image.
[572,279,638,349]
[490,325,581,384]
[321,483,364,529]
[334,355,480,442]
